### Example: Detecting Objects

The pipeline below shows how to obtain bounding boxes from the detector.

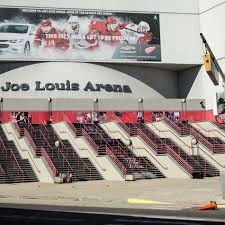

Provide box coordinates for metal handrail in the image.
[165,145,193,175]
[190,126,222,145]
[195,123,225,140]
[12,122,22,138]
[38,146,57,176]
[134,146,168,170]
[63,113,78,135]
[58,138,92,177]
[102,123,168,169]
[84,124,114,149]
[119,122,201,174]
[99,123,161,171]
[79,147,106,171]
[24,128,38,153]
[84,123,143,171]
[0,164,5,174]
[150,122,191,150]
[164,117,183,134]
[60,117,104,173]
[149,122,225,169]
[82,128,100,153]
[38,129,74,173]
[106,146,127,177]
[5,147,25,181]
[102,122,129,142]
[198,147,225,168]
[5,126,41,174]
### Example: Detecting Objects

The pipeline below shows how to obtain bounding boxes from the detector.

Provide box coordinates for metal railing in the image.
[150,122,191,151]
[149,121,225,173]
[165,145,193,176]
[82,128,102,154]
[0,138,25,181]
[102,123,168,171]
[0,164,6,183]
[37,146,57,176]
[106,146,127,177]
[93,123,160,173]
[38,129,74,175]
[195,122,225,140]
[164,117,190,136]
[63,113,78,136]
[41,124,94,180]
[190,127,225,153]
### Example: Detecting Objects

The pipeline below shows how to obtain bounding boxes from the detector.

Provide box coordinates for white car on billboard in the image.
[0,23,36,55]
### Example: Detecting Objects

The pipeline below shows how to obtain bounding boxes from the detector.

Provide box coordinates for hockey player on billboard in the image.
[120,21,156,54]
[33,19,69,52]
[86,16,122,46]
[66,15,97,50]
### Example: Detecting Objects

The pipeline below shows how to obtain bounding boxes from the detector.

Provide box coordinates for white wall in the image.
[0,0,202,65]
[199,0,225,13]
[185,0,225,113]
[0,0,199,13]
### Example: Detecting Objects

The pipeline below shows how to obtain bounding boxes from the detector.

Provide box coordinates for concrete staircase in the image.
[152,121,225,174]
[53,122,124,181]
[102,122,190,179]
[3,122,54,183]
[0,125,38,183]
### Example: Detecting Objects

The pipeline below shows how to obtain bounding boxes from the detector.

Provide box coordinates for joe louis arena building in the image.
[0,0,224,189]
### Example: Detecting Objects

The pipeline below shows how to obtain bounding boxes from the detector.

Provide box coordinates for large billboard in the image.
[0,7,161,62]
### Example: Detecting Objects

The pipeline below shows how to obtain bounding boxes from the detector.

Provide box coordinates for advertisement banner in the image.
[0,7,161,62]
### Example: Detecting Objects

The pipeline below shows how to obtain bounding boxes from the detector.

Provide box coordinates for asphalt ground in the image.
[0,203,225,225]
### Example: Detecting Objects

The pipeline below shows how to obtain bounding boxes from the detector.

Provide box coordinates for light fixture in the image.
[93,98,98,103]
[125,139,132,147]
[55,140,60,148]
[138,98,143,103]
[191,138,198,146]
[48,97,52,103]
[181,98,186,103]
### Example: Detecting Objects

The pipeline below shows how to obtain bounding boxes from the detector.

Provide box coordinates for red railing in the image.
[164,117,190,136]
[82,128,101,154]
[21,126,58,177]
[12,122,23,138]
[119,122,165,154]
[0,138,25,181]
[118,122,203,176]
[165,145,193,176]
[119,122,138,136]
[38,129,74,175]
[63,113,78,136]
[23,128,38,154]
[150,122,191,151]
[58,138,93,180]
[0,164,6,183]
[93,123,160,173]
[106,146,127,177]
[37,146,57,176]
[190,127,225,153]
[195,123,225,141]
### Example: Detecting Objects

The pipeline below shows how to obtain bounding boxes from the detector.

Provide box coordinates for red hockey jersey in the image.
[34,27,69,51]
[86,20,121,45]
